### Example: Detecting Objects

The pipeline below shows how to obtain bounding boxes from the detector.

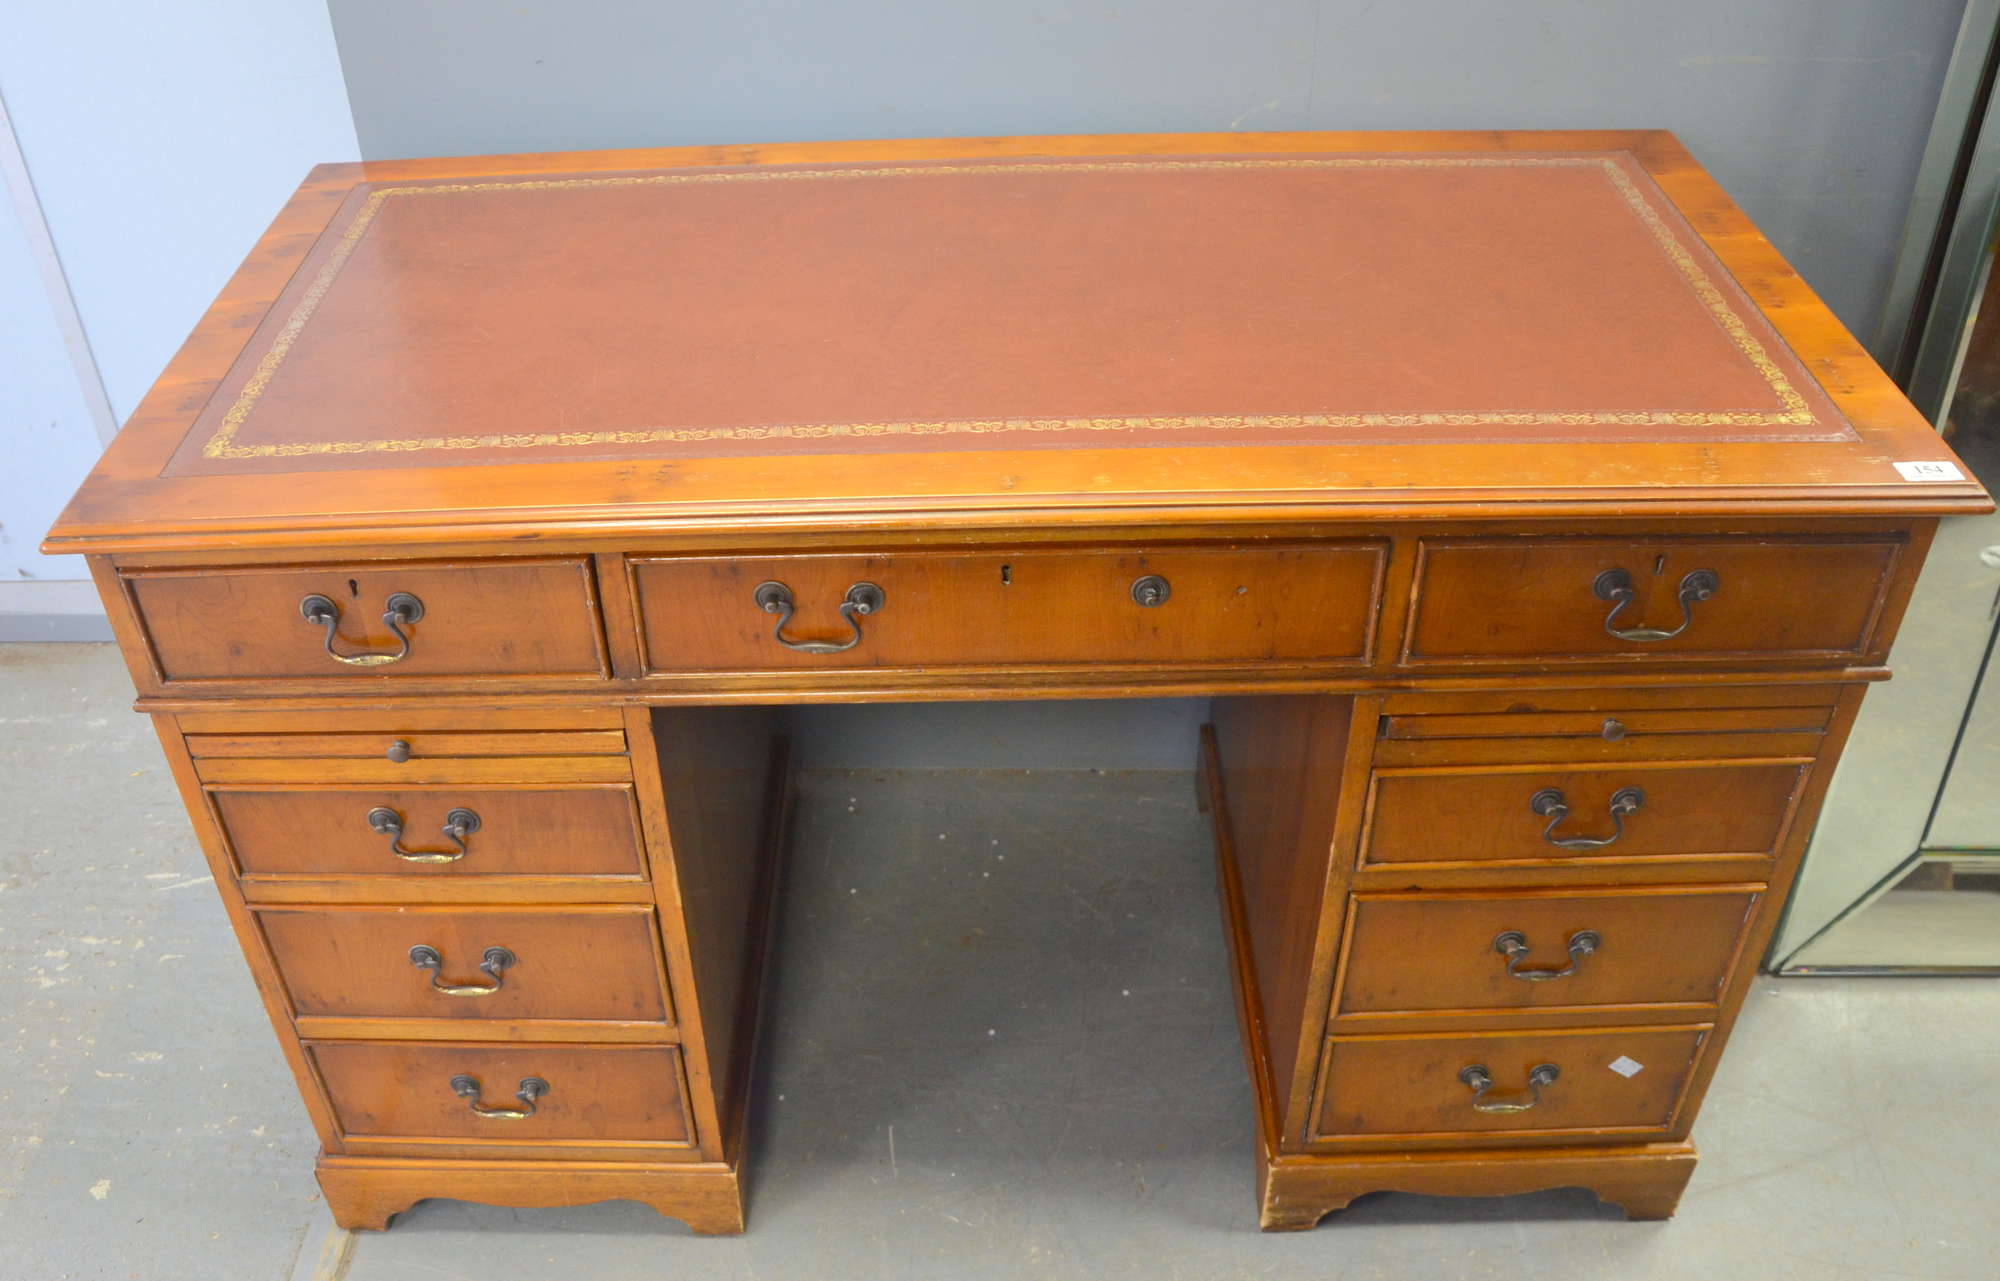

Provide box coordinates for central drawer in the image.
[627,543,1386,672]
[257,905,673,1026]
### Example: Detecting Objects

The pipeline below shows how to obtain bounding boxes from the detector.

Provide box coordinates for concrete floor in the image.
[4,643,1999,1280]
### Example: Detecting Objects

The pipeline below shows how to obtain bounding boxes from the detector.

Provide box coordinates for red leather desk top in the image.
[165,151,1849,477]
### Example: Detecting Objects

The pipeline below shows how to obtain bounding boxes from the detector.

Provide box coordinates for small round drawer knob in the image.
[386,739,413,763]
[1130,574,1171,607]
[1601,718,1626,742]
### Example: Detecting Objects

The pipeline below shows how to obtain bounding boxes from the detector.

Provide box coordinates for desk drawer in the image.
[629,544,1385,672]
[258,905,671,1024]
[125,558,608,682]
[1312,1026,1705,1144]
[214,784,647,879]
[1360,759,1807,867]
[1403,535,1901,666]
[1334,887,1759,1017]
[310,1042,692,1150]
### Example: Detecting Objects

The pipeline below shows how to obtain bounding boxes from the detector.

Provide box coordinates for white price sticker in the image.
[1608,1055,1645,1078]
[1893,460,1966,482]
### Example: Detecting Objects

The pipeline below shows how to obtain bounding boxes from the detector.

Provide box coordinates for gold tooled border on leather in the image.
[198,155,1822,462]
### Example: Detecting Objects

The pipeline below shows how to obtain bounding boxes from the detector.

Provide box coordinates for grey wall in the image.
[0,1,359,636]
[0,130,104,632]
[789,700,1208,770]
[316,1,1962,765]
[330,0,1968,336]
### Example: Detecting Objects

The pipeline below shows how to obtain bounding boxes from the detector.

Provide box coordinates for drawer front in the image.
[1403,536,1901,665]
[1335,887,1759,1016]
[213,785,646,879]
[1378,704,1833,743]
[259,906,671,1023]
[630,543,1385,672]
[185,730,627,760]
[1362,759,1807,866]
[126,559,608,682]
[1313,1026,1706,1142]
[310,1042,691,1146]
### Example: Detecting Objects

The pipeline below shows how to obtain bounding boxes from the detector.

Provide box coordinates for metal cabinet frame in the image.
[1772,0,2000,972]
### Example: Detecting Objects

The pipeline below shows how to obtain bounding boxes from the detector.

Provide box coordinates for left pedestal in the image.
[147,689,788,1236]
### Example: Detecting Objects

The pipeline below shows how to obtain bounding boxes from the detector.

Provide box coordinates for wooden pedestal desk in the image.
[45,131,1990,1235]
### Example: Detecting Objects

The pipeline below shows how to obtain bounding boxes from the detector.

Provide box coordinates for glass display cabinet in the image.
[1776,0,2000,972]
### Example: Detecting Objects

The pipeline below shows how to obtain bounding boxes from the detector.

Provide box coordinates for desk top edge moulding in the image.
[43,131,1991,1239]
[44,130,1986,554]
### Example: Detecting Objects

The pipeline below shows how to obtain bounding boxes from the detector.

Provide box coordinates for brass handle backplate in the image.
[753,580,885,654]
[367,806,481,864]
[1492,929,1601,981]
[1593,568,1718,643]
[1459,1063,1559,1113]
[449,1074,547,1119]
[299,592,424,666]
[1529,786,1644,850]
[409,944,515,996]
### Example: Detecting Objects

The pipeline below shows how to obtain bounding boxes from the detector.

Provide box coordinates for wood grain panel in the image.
[631,544,1384,672]
[185,730,625,759]
[641,707,783,1161]
[257,905,671,1023]
[1373,681,1851,715]
[316,1154,745,1233]
[1314,1026,1706,1142]
[194,756,629,785]
[1362,759,1807,865]
[1333,886,1758,1016]
[176,707,625,733]
[1371,731,1825,768]
[213,785,645,878]
[1404,535,1901,665]
[310,1042,692,1145]
[1378,705,1831,740]
[239,877,656,907]
[126,559,607,681]
[1208,697,1355,1140]
[1258,1141,1699,1229]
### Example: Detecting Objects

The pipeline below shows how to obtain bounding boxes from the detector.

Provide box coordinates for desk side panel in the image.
[635,706,784,1163]
[1209,695,1354,1136]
